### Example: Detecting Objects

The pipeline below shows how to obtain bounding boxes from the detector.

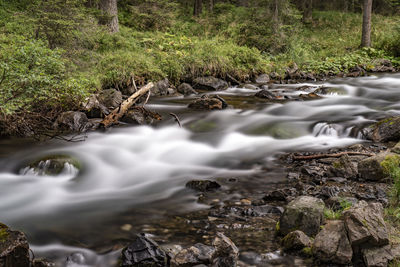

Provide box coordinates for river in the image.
[0,73,399,266]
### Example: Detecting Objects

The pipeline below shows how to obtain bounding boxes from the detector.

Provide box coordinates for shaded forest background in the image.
[0,0,399,134]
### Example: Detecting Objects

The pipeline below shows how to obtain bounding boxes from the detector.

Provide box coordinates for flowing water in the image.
[0,73,400,266]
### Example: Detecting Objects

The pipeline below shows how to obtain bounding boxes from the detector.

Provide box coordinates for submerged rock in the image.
[188,95,228,110]
[192,77,228,91]
[281,230,312,252]
[186,180,221,192]
[171,243,216,266]
[279,196,325,236]
[99,89,123,109]
[343,201,388,247]
[121,233,170,267]
[177,83,198,96]
[0,223,30,267]
[312,220,352,265]
[54,111,90,132]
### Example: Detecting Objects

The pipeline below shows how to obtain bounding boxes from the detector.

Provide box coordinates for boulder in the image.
[254,74,270,85]
[242,84,258,90]
[188,95,228,110]
[362,245,393,267]
[367,117,400,142]
[171,243,216,266]
[312,220,353,265]
[358,151,394,181]
[0,223,30,267]
[121,233,170,267]
[211,233,239,267]
[193,77,228,91]
[186,180,221,192]
[254,90,276,100]
[343,201,389,247]
[371,59,396,73]
[279,196,325,236]
[54,111,89,132]
[151,79,175,96]
[21,155,80,176]
[81,94,109,118]
[98,89,123,109]
[281,230,312,252]
[121,107,162,125]
[177,83,198,96]
[328,154,358,179]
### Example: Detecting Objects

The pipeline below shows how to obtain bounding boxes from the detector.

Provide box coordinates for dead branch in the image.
[170,113,182,128]
[101,82,154,128]
[292,151,375,161]
[142,90,151,107]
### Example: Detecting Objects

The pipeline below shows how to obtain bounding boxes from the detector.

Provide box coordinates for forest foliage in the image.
[0,0,399,122]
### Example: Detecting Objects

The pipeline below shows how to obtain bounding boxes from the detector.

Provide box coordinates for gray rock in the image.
[312,220,352,265]
[177,83,198,96]
[54,111,89,132]
[367,117,400,142]
[254,90,276,100]
[242,84,258,90]
[186,180,221,192]
[81,94,109,118]
[193,77,228,91]
[32,258,55,267]
[121,107,162,125]
[281,230,312,251]
[358,151,394,181]
[255,74,270,85]
[211,233,239,267]
[362,245,393,267]
[242,205,283,216]
[279,196,325,236]
[151,79,173,96]
[329,154,358,179]
[391,142,400,154]
[188,95,228,110]
[98,89,122,109]
[22,155,80,176]
[343,201,389,247]
[0,223,30,267]
[121,233,170,267]
[171,243,216,266]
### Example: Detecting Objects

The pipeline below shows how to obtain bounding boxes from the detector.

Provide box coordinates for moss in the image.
[332,161,342,169]
[0,225,9,242]
[323,208,341,220]
[275,221,280,233]
[301,247,313,257]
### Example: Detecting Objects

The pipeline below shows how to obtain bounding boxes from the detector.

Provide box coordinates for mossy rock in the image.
[367,117,400,142]
[23,154,81,176]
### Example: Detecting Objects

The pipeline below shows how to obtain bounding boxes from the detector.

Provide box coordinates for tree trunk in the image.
[273,0,279,33]
[302,0,313,24]
[99,0,119,33]
[209,0,214,13]
[361,0,373,47]
[194,0,203,16]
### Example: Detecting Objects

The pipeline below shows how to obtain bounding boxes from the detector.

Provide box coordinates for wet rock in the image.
[254,74,270,85]
[263,188,297,202]
[343,201,389,247]
[0,223,30,267]
[99,89,123,109]
[81,94,109,118]
[177,83,198,96]
[362,245,393,267]
[212,233,239,267]
[358,151,394,181]
[21,155,80,176]
[254,90,276,100]
[367,117,400,142]
[242,205,284,216]
[121,107,162,125]
[151,79,173,96]
[279,196,325,236]
[121,233,170,267]
[242,84,258,90]
[225,74,240,86]
[281,230,312,252]
[238,252,262,266]
[32,259,55,267]
[328,154,358,179]
[346,66,367,77]
[186,180,221,192]
[193,77,228,91]
[188,95,228,110]
[171,243,216,266]
[54,111,90,132]
[312,220,352,265]
[299,92,322,100]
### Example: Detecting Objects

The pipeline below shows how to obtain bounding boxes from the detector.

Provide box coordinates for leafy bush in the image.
[381,155,400,202]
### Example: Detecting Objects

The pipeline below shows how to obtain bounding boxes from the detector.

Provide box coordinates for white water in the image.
[0,73,400,266]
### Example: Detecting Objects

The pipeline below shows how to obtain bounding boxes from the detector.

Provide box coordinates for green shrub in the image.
[381,155,400,202]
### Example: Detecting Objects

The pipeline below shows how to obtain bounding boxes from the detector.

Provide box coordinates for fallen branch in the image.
[292,151,375,161]
[170,113,182,128]
[101,82,154,128]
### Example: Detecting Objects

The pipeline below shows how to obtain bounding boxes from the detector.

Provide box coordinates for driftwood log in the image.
[100,82,154,128]
[292,151,374,161]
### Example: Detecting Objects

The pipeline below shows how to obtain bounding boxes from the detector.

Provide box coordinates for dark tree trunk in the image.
[99,0,119,33]
[194,0,203,16]
[209,0,214,13]
[302,0,313,23]
[273,0,279,32]
[361,0,373,47]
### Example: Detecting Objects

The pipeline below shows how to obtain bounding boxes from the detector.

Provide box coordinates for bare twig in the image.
[292,151,374,161]
[170,113,182,128]
[142,90,151,107]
